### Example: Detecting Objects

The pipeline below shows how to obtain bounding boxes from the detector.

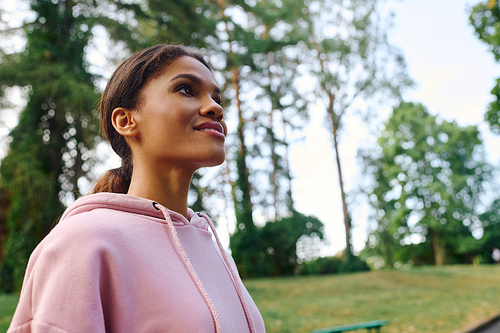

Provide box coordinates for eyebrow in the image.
[169,73,221,95]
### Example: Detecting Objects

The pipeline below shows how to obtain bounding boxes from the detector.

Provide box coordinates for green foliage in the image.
[224,0,312,222]
[230,212,324,278]
[229,225,263,278]
[485,78,500,134]
[233,144,255,231]
[144,0,219,49]
[300,254,370,275]
[307,0,412,118]
[300,256,343,275]
[305,0,413,258]
[0,0,121,291]
[338,253,370,273]
[361,102,493,267]
[0,136,63,291]
[476,198,500,263]
[470,1,500,133]
[260,213,324,276]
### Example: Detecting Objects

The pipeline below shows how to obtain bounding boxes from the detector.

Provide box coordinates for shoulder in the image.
[37,194,169,269]
[49,192,163,248]
[44,208,126,254]
[31,211,121,278]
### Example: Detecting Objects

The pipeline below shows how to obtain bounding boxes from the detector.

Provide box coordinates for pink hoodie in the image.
[8,193,265,333]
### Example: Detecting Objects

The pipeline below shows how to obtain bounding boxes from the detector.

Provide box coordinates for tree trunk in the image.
[269,107,279,220]
[281,116,294,213]
[232,66,254,229]
[307,18,352,258]
[429,227,444,265]
[330,112,352,258]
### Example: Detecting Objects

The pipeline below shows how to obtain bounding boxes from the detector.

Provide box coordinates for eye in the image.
[214,96,223,107]
[177,84,194,96]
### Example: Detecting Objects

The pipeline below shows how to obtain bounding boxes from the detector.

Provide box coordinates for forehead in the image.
[158,56,218,87]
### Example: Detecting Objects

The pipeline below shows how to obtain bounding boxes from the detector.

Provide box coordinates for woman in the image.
[8,45,265,333]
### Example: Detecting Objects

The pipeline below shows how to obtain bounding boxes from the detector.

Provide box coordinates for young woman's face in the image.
[132,56,227,169]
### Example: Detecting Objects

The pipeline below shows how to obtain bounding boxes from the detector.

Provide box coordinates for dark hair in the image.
[91,44,211,194]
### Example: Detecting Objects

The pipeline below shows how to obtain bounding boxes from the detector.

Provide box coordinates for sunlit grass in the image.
[1,265,499,333]
[244,265,500,333]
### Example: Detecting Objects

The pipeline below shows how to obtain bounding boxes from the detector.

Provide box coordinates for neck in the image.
[127,159,195,219]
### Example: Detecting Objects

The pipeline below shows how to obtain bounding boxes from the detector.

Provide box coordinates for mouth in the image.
[195,121,224,134]
[194,121,225,138]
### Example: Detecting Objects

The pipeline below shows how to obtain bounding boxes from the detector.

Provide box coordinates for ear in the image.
[112,107,139,137]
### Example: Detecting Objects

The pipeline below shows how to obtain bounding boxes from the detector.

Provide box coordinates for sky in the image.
[288,0,500,255]
[1,0,500,256]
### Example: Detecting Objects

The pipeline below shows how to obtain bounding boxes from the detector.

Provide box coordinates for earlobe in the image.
[112,107,139,137]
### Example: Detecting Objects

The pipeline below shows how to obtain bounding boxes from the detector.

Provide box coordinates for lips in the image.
[194,121,225,138]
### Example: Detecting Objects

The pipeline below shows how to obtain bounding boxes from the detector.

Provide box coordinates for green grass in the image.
[1,265,500,333]
[0,294,19,333]
[244,265,500,333]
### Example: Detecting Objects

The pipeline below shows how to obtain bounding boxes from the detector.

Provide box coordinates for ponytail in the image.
[90,156,132,194]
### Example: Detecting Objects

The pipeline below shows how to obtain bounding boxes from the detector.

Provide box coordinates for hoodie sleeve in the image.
[8,221,108,333]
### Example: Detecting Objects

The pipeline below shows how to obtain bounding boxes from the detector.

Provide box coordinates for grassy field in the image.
[244,265,500,333]
[1,265,499,333]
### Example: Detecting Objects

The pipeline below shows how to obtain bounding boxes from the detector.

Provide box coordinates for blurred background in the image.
[1,0,500,332]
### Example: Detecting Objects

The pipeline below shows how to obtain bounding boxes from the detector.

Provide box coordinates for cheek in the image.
[145,107,192,134]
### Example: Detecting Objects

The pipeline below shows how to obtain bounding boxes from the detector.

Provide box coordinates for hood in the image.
[60,192,208,230]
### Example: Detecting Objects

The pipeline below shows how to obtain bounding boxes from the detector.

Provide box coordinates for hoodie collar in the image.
[60,193,208,230]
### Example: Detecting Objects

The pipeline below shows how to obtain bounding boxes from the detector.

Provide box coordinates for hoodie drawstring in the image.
[158,206,222,333]
[200,213,257,333]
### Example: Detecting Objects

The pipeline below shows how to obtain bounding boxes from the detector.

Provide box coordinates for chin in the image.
[196,152,226,168]
[209,154,226,167]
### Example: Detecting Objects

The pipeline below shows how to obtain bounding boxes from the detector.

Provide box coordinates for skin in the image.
[111,56,227,218]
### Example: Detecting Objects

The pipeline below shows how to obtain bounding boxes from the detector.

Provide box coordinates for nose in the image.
[200,97,224,121]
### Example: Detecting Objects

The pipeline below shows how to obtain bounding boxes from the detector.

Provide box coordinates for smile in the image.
[194,121,225,139]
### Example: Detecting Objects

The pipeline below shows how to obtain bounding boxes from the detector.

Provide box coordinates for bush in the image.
[230,212,324,278]
[339,254,370,273]
[300,254,370,275]
[299,256,342,275]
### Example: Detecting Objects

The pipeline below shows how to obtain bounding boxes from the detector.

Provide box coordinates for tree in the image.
[477,198,500,263]
[0,0,333,285]
[0,0,148,291]
[252,38,309,219]
[259,213,324,276]
[0,0,98,291]
[304,0,412,259]
[144,0,219,49]
[470,0,500,133]
[230,211,324,278]
[361,102,493,266]
[212,0,335,277]
[229,0,310,220]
